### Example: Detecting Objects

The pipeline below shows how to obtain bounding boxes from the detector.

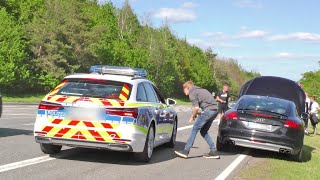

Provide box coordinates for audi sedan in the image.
[217,76,306,162]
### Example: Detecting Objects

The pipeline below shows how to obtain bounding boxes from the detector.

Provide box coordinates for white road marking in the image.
[177,125,193,131]
[2,114,35,116]
[215,151,249,180]
[0,155,55,173]
[23,123,34,126]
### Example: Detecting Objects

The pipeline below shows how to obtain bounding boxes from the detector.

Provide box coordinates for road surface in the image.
[0,104,249,180]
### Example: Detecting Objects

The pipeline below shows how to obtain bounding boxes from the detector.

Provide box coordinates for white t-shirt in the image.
[306,98,310,112]
[310,101,319,115]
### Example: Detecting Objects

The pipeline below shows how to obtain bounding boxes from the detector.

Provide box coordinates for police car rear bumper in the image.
[35,136,145,152]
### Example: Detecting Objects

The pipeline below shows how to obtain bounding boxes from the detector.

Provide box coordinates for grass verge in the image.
[238,128,320,180]
[174,98,191,105]
[2,94,44,103]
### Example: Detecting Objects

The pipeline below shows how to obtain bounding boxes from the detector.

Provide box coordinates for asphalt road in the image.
[0,104,249,180]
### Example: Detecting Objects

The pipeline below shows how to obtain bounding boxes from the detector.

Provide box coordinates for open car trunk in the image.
[239,76,305,116]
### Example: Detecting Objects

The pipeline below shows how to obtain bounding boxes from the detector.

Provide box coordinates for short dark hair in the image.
[311,96,317,100]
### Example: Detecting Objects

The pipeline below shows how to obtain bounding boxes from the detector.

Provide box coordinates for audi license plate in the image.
[247,122,272,131]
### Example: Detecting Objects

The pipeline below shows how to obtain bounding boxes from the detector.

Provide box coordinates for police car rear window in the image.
[56,79,131,99]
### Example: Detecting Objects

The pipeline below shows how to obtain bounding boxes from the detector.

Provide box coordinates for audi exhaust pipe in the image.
[279,148,291,154]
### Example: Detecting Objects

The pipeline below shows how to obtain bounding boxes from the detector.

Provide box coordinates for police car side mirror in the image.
[166,98,176,106]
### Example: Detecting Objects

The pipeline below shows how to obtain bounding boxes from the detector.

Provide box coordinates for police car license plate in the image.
[65,108,104,120]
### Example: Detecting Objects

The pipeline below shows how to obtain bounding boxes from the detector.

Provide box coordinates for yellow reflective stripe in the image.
[108,99,121,107]
[46,127,62,137]
[122,87,129,95]
[90,98,104,105]
[79,129,95,141]
[62,128,78,139]
[63,96,78,103]
[49,95,62,102]
[119,94,127,101]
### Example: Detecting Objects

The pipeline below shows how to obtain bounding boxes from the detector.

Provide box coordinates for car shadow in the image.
[51,141,187,165]
[247,144,314,162]
[0,128,33,138]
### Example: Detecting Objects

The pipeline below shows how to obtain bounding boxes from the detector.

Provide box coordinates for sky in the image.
[108,0,320,80]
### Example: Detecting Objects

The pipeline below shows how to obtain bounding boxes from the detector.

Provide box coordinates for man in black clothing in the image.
[216,85,230,116]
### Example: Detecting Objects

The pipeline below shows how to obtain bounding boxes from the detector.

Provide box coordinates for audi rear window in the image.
[55,79,131,99]
[237,96,293,116]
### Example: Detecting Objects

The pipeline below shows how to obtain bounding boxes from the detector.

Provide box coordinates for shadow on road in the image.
[51,141,187,165]
[0,128,33,138]
[247,144,314,162]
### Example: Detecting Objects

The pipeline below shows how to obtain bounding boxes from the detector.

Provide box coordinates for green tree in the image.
[0,8,29,93]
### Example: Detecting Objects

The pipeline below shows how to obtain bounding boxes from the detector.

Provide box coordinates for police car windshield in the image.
[56,79,131,99]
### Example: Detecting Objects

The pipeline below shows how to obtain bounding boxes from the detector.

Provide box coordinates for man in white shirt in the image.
[310,96,319,134]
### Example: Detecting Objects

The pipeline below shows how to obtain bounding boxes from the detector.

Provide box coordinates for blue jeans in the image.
[185,110,218,152]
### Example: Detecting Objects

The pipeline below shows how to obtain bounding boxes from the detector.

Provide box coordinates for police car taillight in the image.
[90,65,147,77]
[106,108,138,119]
[38,101,64,110]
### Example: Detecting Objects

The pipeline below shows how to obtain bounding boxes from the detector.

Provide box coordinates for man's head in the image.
[311,96,316,102]
[183,81,194,96]
[223,85,229,92]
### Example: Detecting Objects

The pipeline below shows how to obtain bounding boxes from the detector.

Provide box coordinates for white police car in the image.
[34,66,177,162]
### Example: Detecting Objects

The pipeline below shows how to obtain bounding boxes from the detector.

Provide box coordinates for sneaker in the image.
[304,129,309,134]
[175,149,189,159]
[203,150,220,159]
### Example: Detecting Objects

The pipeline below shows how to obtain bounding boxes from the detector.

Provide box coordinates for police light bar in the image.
[89,65,147,77]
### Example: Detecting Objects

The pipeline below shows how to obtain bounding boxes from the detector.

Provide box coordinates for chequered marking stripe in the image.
[119,84,130,101]
[45,95,125,106]
[41,119,122,143]
[49,81,67,96]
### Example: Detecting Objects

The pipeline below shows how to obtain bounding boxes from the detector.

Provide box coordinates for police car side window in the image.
[136,83,148,102]
[143,83,158,103]
[151,85,166,104]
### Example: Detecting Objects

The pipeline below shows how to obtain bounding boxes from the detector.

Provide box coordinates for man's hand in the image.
[188,117,195,123]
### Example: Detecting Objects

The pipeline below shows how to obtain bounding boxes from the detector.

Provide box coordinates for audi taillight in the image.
[224,111,238,120]
[284,120,300,129]
[106,108,139,119]
[38,101,64,110]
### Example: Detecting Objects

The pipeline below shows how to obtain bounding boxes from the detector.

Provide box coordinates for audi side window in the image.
[143,83,158,103]
[136,83,147,102]
[151,85,166,104]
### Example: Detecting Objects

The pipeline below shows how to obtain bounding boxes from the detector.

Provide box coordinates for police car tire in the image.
[166,120,177,148]
[134,126,154,163]
[40,143,62,154]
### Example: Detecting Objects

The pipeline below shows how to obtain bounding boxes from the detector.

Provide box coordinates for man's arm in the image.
[216,95,225,103]
[189,106,200,123]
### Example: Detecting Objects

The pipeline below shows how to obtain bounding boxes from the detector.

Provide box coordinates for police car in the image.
[34,66,177,162]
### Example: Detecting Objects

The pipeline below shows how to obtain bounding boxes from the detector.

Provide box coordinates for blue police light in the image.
[89,65,147,77]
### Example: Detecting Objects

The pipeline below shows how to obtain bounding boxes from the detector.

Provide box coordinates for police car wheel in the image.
[134,125,154,163]
[166,119,177,148]
[40,143,62,154]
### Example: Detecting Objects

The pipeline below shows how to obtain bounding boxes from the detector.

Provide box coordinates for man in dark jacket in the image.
[175,81,220,159]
